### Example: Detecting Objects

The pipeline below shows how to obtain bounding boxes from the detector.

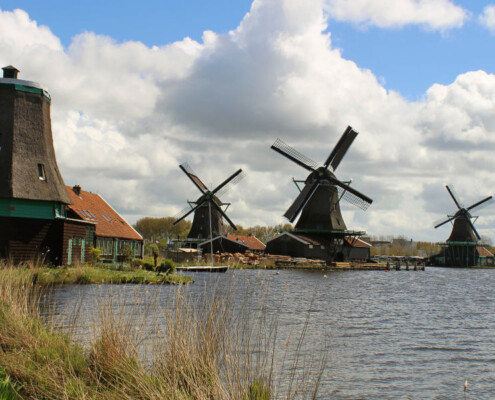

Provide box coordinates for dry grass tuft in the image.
[0,264,327,399]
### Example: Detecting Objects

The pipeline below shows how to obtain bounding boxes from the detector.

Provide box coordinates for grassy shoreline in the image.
[31,265,193,286]
[0,265,325,399]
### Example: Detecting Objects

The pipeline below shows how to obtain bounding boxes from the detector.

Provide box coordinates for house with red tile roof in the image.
[66,185,143,263]
[227,235,266,252]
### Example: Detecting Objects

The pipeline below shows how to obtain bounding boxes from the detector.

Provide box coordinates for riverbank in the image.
[0,266,324,399]
[31,265,192,285]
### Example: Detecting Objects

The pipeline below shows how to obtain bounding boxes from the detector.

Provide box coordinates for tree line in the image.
[133,216,292,245]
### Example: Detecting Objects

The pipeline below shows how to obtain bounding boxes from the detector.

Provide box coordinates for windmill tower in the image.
[174,163,244,242]
[0,66,71,205]
[434,185,493,266]
[0,66,91,265]
[266,126,373,262]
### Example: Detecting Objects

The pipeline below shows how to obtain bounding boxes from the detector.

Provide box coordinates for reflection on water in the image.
[42,268,495,399]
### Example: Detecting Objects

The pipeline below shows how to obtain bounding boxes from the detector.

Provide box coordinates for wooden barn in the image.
[66,185,144,263]
[198,235,249,254]
[265,232,371,263]
[0,65,95,265]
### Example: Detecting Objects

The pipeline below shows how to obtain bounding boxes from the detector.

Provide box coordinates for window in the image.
[37,164,46,181]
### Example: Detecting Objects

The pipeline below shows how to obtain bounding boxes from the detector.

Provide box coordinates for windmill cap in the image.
[2,65,19,78]
[0,65,47,92]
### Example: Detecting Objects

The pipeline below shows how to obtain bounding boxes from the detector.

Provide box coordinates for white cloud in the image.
[0,0,494,243]
[324,0,467,30]
[479,4,495,32]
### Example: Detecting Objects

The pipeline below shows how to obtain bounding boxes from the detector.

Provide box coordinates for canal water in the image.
[43,268,495,399]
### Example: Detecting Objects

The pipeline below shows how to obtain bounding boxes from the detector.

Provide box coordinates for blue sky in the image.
[2,0,494,101]
[2,0,495,241]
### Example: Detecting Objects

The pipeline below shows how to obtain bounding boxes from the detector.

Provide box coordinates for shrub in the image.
[120,244,133,264]
[142,261,155,271]
[132,258,144,268]
[89,247,102,266]
[157,259,175,274]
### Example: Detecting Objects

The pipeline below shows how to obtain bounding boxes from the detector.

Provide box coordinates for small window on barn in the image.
[321,245,325,249]
[309,244,313,249]
[38,164,46,181]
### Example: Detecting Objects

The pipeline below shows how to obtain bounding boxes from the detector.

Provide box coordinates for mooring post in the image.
[414,262,417,271]
[406,260,409,271]
[396,261,400,271]
[386,261,390,270]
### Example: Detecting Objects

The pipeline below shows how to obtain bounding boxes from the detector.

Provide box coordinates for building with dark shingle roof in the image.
[265,232,371,262]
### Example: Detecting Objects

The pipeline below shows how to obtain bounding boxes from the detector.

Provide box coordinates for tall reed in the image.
[0,264,327,399]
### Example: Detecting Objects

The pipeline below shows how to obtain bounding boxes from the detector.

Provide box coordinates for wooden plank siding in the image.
[60,219,95,266]
[0,216,94,266]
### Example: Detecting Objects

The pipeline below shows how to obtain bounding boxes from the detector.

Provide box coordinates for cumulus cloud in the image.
[479,4,495,32]
[0,1,494,242]
[324,0,467,30]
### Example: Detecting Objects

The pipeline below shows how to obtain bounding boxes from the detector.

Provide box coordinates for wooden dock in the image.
[176,265,229,273]
[329,261,425,271]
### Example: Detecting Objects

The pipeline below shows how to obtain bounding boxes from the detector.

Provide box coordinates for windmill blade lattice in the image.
[337,186,372,211]
[173,203,201,225]
[215,170,245,199]
[180,162,208,193]
[271,139,319,171]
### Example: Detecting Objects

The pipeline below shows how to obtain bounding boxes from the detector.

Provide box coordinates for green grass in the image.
[0,264,326,399]
[0,368,21,400]
[32,265,192,286]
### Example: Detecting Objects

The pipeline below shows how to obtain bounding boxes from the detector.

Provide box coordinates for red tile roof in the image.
[227,235,266,251]
[66,186,143,241]
[345,237,372,248]
[477,246,494,257]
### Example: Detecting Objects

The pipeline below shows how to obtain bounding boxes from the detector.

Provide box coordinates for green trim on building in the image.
[0,82,51,100]
[0,198,65,219]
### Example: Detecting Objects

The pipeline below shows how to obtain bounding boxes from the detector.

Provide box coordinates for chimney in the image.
[2,65,19,79]
[73,185,81,196]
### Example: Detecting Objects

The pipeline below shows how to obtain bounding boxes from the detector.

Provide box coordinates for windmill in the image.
[271,126,373,232]
[173,163,244,241]
[433,185,493,266]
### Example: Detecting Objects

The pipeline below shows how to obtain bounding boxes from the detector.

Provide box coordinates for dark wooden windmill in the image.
[271,126,372,231]
[265,126,373,263]
[433,185,493,266]
[0,65,94,265]
[174,163,244,241]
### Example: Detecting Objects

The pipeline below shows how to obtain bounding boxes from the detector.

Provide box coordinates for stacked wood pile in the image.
[202,252,326,267]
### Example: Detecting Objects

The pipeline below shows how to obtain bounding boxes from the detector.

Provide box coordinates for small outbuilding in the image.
[199,236,250,254]
[265,232,371,263]
[66,185,144,263]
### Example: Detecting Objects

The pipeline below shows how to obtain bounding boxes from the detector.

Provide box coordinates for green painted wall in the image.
[0,198,65,219]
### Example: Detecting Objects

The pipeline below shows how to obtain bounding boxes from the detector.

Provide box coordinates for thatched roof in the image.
[0,76,71,204]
